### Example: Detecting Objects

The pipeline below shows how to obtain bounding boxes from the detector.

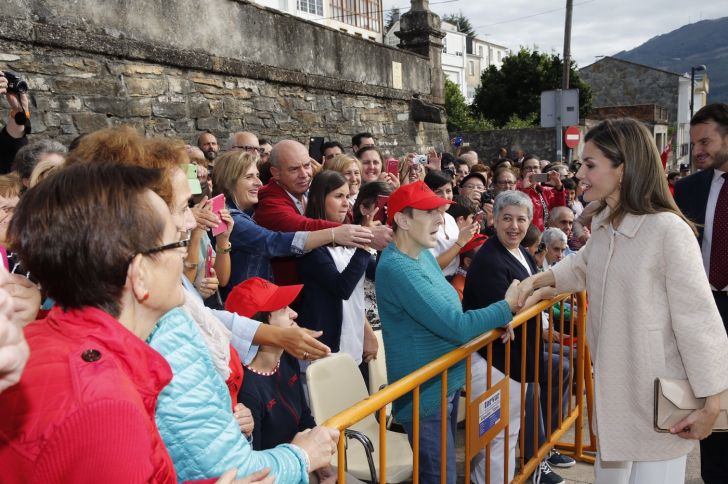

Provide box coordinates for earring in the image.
[140,292,150,302]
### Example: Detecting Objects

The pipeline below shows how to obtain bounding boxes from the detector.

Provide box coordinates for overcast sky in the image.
[384,0,725,68]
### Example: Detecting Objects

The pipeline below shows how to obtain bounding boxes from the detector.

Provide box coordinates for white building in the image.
[385,20,508,104]
[252,0,383,42]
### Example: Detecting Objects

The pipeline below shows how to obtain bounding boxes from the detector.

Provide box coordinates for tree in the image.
[444,78,494,132]
[442,11,475,37]
[385,7,400,33]
[471,47,592,127]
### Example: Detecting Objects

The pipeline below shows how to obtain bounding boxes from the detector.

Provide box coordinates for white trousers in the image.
[595,452,687,484]
[470,352,523,484]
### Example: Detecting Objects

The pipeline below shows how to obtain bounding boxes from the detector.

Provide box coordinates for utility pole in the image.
[556,0,573,162]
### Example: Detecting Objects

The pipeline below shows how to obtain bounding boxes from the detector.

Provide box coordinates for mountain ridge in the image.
[613,17,728,103]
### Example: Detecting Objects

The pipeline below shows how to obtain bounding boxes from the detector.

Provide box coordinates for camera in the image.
[2,71,28,95]
[414,154,427,164]
[481,189,495,205]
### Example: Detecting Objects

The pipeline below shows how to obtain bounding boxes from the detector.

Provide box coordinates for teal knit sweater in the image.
[375,243,513,423]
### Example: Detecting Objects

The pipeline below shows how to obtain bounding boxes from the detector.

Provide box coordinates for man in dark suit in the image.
[674,102,728,484]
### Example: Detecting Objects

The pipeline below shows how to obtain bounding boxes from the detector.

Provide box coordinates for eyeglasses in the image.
[496,180,516,186]
[522,166,540,172]
[129,237,190,263]
[232,145,264,155]
[461,184,485,190]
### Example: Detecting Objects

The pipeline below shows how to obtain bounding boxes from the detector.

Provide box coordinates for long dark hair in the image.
[585,118,696,234]
[352,181,393,224]
[305,170,348,220]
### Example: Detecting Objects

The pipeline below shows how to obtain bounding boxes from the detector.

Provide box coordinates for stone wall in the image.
[0,0,448,152]
[455,127,560,162]
[579,57,681,124]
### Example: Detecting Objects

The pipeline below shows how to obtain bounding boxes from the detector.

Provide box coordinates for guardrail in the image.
[324,291,593,483]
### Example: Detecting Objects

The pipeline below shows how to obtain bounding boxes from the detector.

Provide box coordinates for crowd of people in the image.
[0,68,727,484]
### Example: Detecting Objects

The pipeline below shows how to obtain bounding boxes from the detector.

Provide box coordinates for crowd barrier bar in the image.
[324,291,592,483]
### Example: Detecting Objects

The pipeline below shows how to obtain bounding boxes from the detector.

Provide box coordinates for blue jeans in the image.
[402,392,459,484]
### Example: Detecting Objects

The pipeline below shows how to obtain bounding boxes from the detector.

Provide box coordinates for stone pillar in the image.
[395,0,445,103]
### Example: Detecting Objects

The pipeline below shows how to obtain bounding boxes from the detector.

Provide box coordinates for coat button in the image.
[81,349,101,362]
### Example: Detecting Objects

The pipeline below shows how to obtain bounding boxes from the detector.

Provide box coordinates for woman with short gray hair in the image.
[12,139,67,189]
[493,189,533,222]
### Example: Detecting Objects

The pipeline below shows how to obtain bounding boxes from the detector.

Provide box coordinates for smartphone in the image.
[182,163,202,195]
[205,245,214,278]
[531,173,549,183]
[0,246,8,271]
[375,195,389,223]
[386,159,399,177]
[473,212,484,225]
[209,194,227,237]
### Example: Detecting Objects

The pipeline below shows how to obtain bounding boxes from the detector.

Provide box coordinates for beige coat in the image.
[551,207,728,461]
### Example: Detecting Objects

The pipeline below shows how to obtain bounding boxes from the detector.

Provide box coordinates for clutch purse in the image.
[654,378,728,432]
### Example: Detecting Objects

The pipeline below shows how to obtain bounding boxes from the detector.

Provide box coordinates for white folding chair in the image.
[307,353,413,483]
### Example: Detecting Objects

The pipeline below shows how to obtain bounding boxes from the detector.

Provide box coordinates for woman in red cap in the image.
[375,180,520,484]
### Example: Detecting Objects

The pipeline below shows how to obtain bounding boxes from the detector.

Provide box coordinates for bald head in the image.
[225,131,260,152]
[269,140,313,196]
[548,206,574,238]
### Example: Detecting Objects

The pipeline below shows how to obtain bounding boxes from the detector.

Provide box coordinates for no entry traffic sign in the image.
[564,126,581,149]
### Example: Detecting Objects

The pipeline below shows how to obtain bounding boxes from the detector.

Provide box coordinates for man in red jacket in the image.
[518,156,566,231]
[255,140,391,284]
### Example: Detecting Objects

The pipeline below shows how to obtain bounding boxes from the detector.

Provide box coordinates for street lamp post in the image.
[689,64,706,170]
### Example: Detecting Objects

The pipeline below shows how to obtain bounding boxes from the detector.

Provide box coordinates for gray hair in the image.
[548,206,573,226]
[13,139,67,180]
[493,190,533,221]
[542,227,567,247]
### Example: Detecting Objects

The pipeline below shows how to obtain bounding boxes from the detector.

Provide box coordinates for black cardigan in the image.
[296,246,374,352]
[462,236,542,382]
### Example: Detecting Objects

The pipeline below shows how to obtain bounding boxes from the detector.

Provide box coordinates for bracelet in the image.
[331,228,336,247]
[183,261,198,270]
[455,240,465,248]
[216,242,232,254]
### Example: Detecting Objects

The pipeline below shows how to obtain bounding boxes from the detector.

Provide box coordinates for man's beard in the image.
[710,142,728,170]
[204,150,217,161]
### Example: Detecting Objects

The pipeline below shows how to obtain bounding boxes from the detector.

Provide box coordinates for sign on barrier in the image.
[469,378,509,450]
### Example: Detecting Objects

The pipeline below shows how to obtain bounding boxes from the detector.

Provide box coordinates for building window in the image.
[298,0,323,16]
[488,47,493,65]
[329,0,381,33]
[479,46,484,58]
[469,61,475,76]
[497,51,502,62]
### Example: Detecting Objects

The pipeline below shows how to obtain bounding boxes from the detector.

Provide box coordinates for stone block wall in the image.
[0,0,449,153]
[455,127,559,162]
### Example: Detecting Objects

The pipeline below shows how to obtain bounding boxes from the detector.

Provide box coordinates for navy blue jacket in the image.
[296,246,374,352]
[238,353,316,450]
[462,236,542,382]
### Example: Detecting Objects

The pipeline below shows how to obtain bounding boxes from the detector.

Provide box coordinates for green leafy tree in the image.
[471,47,592,127]
[385,7,400,32]
[444,78,494,132]
[443,11,475,37]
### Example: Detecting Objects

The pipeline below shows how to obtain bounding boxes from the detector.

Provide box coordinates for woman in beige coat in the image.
[517,118,728,483]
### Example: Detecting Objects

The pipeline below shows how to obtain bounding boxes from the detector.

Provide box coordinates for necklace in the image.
[245,359,281,377]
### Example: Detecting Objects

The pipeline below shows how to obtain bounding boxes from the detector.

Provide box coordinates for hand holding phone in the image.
[386,159,399,177]
[530,173,549,184]
[209,194,227,237]
[375,195,389,224]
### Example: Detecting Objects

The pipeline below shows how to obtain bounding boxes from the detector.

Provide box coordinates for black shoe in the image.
[547,449,576,468]
[532,460,565,484]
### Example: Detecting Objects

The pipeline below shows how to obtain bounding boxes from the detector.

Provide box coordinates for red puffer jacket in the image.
[0,306,179,483]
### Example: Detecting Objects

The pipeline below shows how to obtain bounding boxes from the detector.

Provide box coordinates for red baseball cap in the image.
[386,181,454,224]
[459,234,487,255]
[224,277,303,318]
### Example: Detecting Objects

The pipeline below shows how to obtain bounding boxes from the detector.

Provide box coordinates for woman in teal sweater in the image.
[375,181,519,484]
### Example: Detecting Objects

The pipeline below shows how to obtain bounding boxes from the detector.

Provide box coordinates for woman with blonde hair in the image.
[323,153,362,205]
[518,118,728,483]
[212,150,373,300]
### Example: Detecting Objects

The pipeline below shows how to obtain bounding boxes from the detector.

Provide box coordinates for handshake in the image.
[500,273,558,342]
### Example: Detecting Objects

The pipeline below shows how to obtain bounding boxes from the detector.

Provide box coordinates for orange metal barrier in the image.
[323,291,595,483]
